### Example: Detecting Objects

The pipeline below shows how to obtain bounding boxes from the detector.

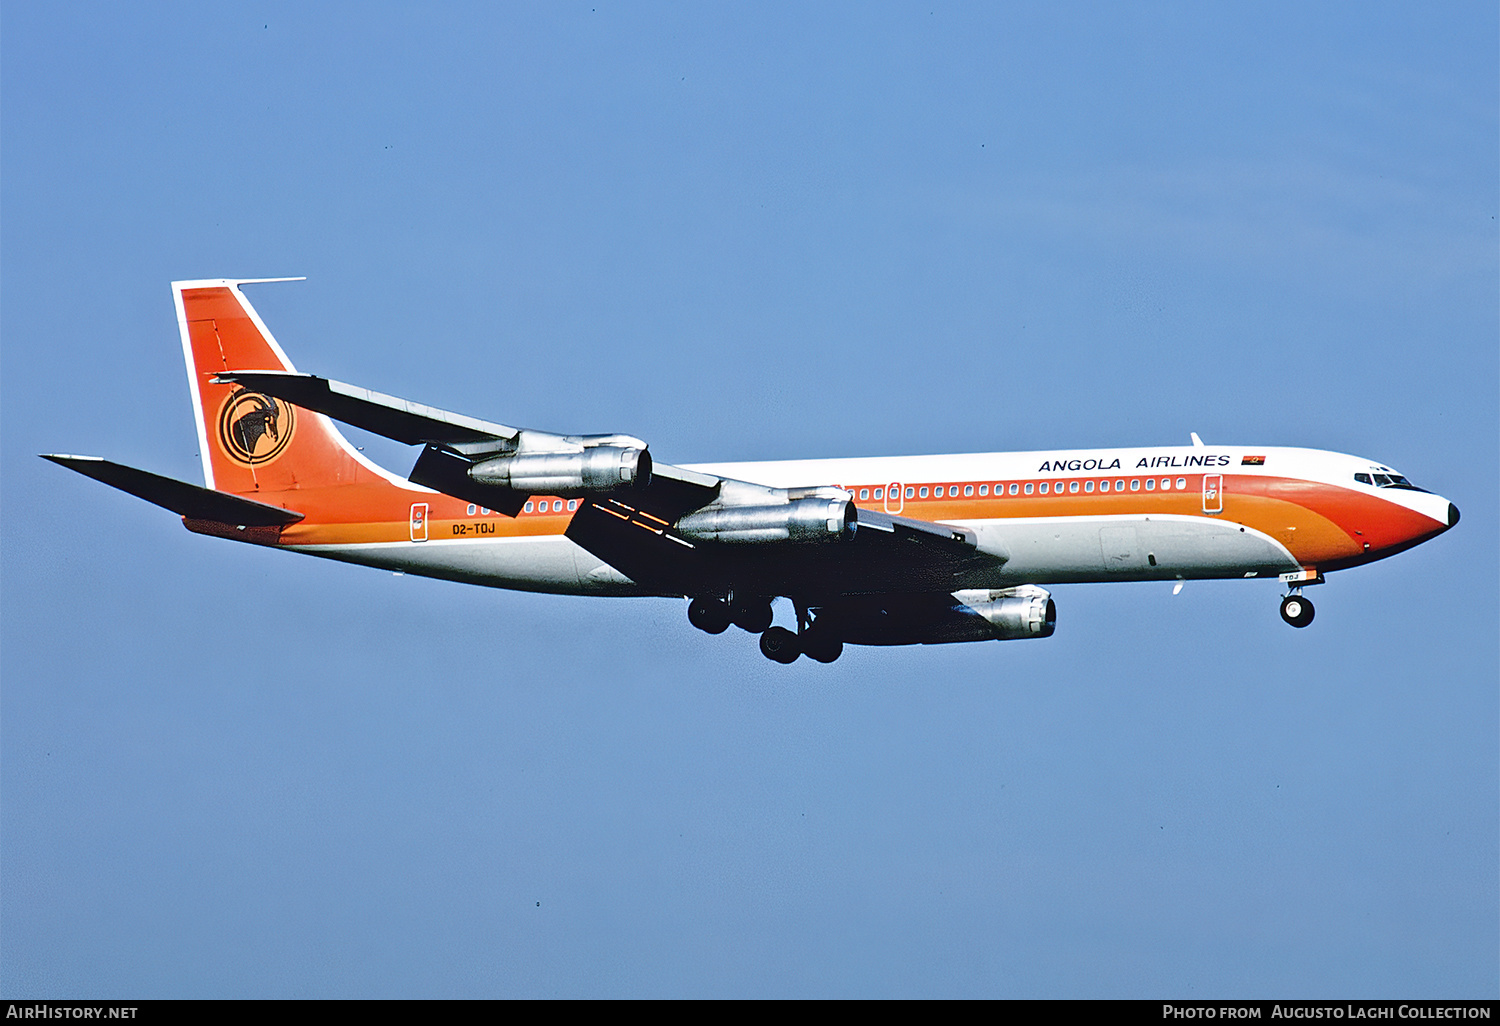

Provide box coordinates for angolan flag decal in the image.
[1241,455,1266,465]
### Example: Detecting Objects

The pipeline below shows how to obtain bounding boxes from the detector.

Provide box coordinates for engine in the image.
[953,586,1056,640]
[467,446,651,496]
[812,586,1055,645]
[674,497,856,545]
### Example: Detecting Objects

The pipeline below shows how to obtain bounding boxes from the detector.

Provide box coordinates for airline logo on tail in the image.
[217,388,297,466]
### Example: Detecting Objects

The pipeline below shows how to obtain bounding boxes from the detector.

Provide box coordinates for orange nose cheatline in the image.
[1381,492,1459,551]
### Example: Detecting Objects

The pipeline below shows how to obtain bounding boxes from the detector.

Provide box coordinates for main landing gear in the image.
[1279,592,1315,628]
[758,624,844,664]
[688,595,844,663]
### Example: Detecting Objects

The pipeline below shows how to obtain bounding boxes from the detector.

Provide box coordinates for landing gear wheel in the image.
[731,598,774,634]
[801,631,844,664]
[1280,594,1315,628]
[759,626,801,663]
[688,597,731,634]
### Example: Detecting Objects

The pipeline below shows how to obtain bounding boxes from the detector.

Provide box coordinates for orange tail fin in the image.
[174,279,393,496]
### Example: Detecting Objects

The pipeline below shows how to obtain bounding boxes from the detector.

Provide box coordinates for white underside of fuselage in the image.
[284,510,1300,596]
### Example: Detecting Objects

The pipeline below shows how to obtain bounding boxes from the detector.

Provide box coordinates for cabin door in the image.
[1202,474,1223,514]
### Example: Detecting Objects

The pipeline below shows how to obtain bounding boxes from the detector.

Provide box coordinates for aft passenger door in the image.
[884,481,903,515]
[1202,474,1223,514]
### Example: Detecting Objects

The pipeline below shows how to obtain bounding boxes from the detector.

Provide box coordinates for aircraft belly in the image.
[284,536,650,595]
[970,516,1299,584]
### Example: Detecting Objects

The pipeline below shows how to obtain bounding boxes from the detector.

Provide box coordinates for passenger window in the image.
[553,500,564,511]
[1009,483,1018,495]
[1176,478,1186,489]
[1024,483,1034,495]
[480,507,490,516]
[1039,482,1049,494]
[919,487,929,498]
[467,503,477,516]
[1130,480,1140,491]
[523,501,533,513]
[965,485,974,496]
[567,499,577,511]
[875,488,883,499]
[860,488,869,500]
[1100,480,1109,492]
[1085,480,1094,492]
[1115,480,1125,491]
[979,485,988,496]
[1145,479,1155,490]
[1160,479,1170,489]
[905,487,914,498]
[1069,481,1079,493]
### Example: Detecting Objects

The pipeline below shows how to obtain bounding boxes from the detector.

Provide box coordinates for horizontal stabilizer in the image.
[40,455,304,526]
[212,371,516,446]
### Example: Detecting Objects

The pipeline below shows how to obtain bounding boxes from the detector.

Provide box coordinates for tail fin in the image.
[174,279,391,496]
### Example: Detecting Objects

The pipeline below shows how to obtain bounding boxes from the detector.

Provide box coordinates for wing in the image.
[213,370,718,518]
[565,495,1002,603]
[212,371,518,446]
[212,370,1005,599]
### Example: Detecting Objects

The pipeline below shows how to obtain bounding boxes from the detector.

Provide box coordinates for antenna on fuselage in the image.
[1190,432,1205,448]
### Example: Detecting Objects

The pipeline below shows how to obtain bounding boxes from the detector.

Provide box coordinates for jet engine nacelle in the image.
[674,498,856,545]
[468,446,651,496]
[813,585,1056,645]
[954,585,1057,640]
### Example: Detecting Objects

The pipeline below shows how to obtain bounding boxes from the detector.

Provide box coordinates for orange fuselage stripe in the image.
[218,472,1443,568]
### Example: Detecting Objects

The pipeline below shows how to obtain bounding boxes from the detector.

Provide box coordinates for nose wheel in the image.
[1280,593,1315,628]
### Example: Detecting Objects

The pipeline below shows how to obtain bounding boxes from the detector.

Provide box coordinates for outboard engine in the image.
[953,585,1056,640]
[812,585,1056,646]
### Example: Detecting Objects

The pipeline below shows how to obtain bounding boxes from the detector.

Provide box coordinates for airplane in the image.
[43,278,1460,664]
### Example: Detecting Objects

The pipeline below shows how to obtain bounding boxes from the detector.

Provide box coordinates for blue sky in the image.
[3,2,1495,998]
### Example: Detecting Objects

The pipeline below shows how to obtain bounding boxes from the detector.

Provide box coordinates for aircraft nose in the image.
[1448,502,1460,528]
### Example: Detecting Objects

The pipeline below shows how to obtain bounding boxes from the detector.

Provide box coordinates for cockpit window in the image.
[1359,471,1427,492]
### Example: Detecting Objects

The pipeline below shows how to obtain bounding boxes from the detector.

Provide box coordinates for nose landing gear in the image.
[1279,592,1315,628]
[1278,569,1322,629]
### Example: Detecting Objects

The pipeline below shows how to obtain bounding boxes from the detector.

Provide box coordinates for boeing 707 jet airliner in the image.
[44,279,1460,664]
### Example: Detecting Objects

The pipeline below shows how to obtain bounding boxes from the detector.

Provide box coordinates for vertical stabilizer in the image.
[173,279,393,496]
